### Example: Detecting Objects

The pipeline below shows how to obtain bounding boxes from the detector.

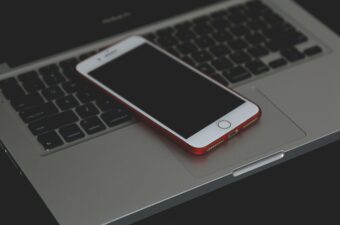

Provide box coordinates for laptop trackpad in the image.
[168,88,306,178]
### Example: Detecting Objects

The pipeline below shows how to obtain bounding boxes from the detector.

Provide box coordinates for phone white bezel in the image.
[76,36,260,148]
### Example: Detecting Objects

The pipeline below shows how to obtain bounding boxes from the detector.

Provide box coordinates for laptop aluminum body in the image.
[1,0,340,224]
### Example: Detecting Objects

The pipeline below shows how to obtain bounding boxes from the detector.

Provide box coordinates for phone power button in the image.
[218,120,231,129]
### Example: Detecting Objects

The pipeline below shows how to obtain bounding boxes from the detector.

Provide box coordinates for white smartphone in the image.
[76,36,261,155]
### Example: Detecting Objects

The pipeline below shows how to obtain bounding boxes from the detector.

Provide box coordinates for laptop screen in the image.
[0,0,222,68]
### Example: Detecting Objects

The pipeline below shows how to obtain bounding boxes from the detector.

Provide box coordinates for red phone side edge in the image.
[143,108,262,155]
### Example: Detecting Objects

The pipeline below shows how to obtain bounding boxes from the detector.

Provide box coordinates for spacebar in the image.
[28,111,79,135]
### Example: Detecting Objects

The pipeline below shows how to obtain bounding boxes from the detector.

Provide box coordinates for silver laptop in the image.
[1,0,339,224]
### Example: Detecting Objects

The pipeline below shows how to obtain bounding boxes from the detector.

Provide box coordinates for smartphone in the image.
[76,36,261,155]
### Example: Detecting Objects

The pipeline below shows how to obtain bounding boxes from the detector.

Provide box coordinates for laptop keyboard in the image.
[144,0,323,85]
[0,0,323,153]
[0,55,133,151]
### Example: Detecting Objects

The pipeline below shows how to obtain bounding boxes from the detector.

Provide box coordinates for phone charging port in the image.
[228,129,239,139]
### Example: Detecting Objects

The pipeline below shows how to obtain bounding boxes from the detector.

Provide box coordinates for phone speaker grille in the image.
[207,140,225,152]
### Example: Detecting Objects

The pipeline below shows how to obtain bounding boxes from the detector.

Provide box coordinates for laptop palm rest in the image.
[166,88,306,178]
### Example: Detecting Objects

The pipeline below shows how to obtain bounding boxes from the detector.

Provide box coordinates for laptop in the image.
[1,0,339,224]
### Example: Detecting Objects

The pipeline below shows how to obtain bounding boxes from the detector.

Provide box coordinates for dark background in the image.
[1,0,340,224]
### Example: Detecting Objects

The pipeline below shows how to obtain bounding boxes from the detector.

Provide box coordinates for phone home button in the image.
[218,120,231,129]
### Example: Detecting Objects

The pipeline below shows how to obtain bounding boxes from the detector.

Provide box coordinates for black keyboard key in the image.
[266,32,308,52]
[230,51,252,64]
[268,58,288,69]
[175,30,197,42]
[76,90,97,103]
[62,81,79,93]
[176,42,198,55]
[56,95,79,110]
[263,29,298,45]
[230,25,251,36]
[304,46,322,56]
[38,131,64,150]
[76,79,100,92]
[101,109,131,127]
[210,18,230,30]
[22,78,45,93]
[19,102,59,123]
[246,20,270,31]
[280,47,305,62]
[11,92,44,111]
[42,86,64,100]
[0,77,18,88]
[96,97,118,112]
[191,51,212,63]
[193,23,214,36]
[222,66,251,83]
[0,77,17,89]
[62,67,80,81]
[212,30,235,42]
[228,38,249,51]
[90,88,110,100]
[245,60,270,75]
[194,36,215,49]
[244,33,266,45]
[157,36,177,47]
[209,45,231,57]
[245,1,272,16]
[59,57,79,70]
[210,73,229,86]
[43,71,66,86]
[1,83,26,100]
[75,103,99,119]
[39,64,59,76]
[262,23,295,40]
[211,57,234,70]
[19,72,45,93]
[28,110,78,135]
[247,46,269,58]
[80,116,106,135]
[59,124,85,143]
[197,63,215,75]
[227,13,248,25]
[18,71,39,82]
[263,13,285,27]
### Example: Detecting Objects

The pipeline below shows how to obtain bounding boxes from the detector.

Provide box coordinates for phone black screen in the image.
[89,43,244,138]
